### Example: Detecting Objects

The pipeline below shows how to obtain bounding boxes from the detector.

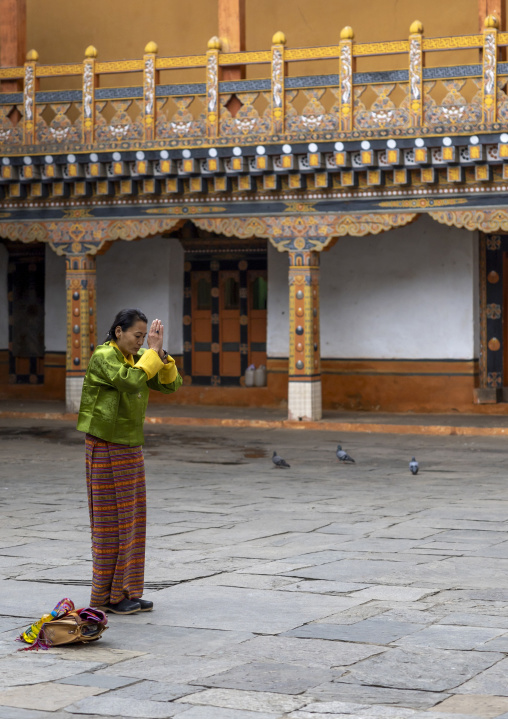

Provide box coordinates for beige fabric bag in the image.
[40,609,108,647]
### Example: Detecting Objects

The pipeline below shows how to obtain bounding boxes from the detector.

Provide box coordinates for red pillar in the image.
[0,0,26,91]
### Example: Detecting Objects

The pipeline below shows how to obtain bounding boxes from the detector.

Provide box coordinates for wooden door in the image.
[219,270,241,376]
[248,270,267,367]
[191,271,212,376]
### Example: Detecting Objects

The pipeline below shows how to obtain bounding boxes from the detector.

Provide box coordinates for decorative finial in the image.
[485,14,499,28]
[144,41,158,54]
[85,45,98,59]
[272,31,286,45]
[207,36,222,51]
[409,20,423,35]
[340,26,354,41]
[26,49,39,62]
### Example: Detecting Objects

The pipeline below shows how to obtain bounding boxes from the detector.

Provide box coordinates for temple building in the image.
[1,0,508,419]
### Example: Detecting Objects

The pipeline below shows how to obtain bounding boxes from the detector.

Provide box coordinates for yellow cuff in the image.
[159,355,178,384]
[134,349,164,380]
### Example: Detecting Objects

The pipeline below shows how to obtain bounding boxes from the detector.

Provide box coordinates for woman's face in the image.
[114,320,147,356]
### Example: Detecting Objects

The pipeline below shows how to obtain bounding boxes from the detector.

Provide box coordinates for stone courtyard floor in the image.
[2,417,508,718]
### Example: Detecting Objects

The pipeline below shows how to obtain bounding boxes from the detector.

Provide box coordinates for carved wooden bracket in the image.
[0,217,183,256]
[194,212,419,251]
[429,209,508,233]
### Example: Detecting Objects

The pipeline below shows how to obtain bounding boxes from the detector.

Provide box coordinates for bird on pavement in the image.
[336,445,355,463]
[272,451,290,468]
[409,457,419,475]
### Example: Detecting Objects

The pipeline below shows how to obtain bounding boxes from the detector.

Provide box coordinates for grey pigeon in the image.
[409,457,419,475]
[336,444,355,463]
[272,451,290,468]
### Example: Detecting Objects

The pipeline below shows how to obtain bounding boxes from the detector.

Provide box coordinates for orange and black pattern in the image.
[85,434,146,605]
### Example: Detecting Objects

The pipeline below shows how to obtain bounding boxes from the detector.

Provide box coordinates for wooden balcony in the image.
[0,18,507,153]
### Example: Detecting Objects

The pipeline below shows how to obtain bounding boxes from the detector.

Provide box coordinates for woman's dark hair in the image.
[105,308,148,342]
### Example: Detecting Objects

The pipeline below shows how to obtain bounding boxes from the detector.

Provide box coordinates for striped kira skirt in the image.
[85,434,146,605]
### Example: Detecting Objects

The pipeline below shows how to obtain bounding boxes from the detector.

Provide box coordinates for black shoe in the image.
[132,598,153,612]
[99,599,141,615]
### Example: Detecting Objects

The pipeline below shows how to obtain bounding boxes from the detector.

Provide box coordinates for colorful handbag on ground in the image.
[17,598,108,651]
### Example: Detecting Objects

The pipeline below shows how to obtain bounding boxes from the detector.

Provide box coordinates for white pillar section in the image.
[44,245,66,352]
[66,376,84,413]
[96,236,183,355]
[0,244,8,350]
[320,215,476,360]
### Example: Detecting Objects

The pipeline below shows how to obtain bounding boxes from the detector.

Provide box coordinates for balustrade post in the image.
[408,21,424,128]
[271,31,286,135]
[483,15,499,125]
[206,36,221,139]
[65,253,97,413]
[82,45,98,144]
[288,249,322,421]
[338,27,354,133]
[23,48,38,145]
[143,41,159,141]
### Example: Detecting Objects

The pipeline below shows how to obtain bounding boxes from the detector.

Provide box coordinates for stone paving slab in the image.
[148,584,354,633]
[430,694,508,718]
[340,647,503,692]
[0,682,107,711]
[190,660,337,694]
[175,687,308,713]
[454,657,508,695]
[393,625,505,650]
[284,618,426,644]
[66,695,192,717]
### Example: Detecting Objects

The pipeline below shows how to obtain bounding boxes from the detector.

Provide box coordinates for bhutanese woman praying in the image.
[77,309,182,615]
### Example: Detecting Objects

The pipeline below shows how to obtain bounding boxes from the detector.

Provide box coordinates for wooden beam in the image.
[0,0,26,91]
[479,0,505,30]
[218,0,245,81]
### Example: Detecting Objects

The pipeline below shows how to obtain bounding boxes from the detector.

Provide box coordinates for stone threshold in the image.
[2,408,508,436]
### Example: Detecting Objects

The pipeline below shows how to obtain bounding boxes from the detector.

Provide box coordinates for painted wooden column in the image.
[408,21,424,128]
[338,26,354,133]
[143,41,158,141]
[65,253,97,412]
[0,0,26,92]
[206,37,221,139]
[482,15,499,125]
[23,49,38,145]
[271,31,286,135]
[288,249,322,421]
[82,46,98,144]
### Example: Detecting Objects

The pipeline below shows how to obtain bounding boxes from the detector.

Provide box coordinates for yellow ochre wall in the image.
[17,0,491,87]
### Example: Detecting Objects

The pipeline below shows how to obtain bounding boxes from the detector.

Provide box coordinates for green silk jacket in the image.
[76,341,182,446]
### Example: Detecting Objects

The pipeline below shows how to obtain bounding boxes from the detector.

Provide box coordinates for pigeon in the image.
[336,445,355,463]
[409,457,419,475]
[272,451,290,468]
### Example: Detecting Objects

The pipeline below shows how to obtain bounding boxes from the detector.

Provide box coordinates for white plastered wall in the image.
[267,215,478,361]
[0,244,8,349]
[267,242,289,357]
[96,236,184,355]
[45,245,67,352]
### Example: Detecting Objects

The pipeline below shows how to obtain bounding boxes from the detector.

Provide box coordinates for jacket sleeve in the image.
[146,354,183,394]
[89,346,158,393]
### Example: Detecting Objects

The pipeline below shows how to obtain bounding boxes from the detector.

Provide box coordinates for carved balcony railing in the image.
[1,17,508,156]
